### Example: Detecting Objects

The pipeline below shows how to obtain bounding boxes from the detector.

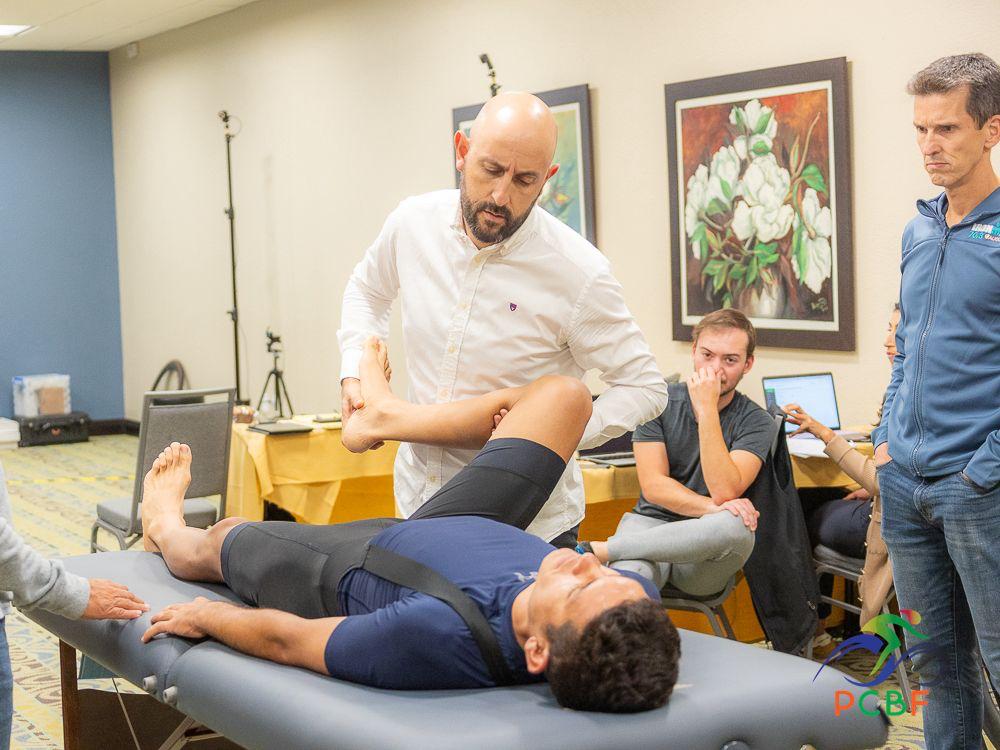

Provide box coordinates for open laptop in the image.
[578,431,636,467]
[761,372,870,441]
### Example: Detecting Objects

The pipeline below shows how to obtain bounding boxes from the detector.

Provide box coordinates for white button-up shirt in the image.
[338,190,667,541]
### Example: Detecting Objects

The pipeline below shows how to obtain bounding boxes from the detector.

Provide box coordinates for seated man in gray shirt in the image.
[587,310,773,595]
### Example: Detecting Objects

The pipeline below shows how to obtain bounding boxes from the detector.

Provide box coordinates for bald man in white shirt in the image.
[338,92,667,547]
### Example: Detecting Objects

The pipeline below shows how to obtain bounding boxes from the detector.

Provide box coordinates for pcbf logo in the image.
[813,610,943,717]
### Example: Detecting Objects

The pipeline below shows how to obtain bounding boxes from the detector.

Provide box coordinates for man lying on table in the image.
[137,338,679,713]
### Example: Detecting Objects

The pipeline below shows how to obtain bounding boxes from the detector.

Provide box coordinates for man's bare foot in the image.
[141,442,192,553]
[342,337,397,453]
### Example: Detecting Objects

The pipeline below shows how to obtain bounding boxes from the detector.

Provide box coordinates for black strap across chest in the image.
[359,544,517,686]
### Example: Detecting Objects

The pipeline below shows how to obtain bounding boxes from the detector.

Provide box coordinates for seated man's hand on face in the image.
[710,498,759,531]
[141,597,213,642]
[687,367,722,419]
[81,579,148,620]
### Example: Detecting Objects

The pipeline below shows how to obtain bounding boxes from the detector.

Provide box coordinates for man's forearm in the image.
[193,602,339,672]
[640,474,718,517]
[697,412,743,501]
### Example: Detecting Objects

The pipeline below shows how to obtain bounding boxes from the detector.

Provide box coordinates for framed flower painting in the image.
[666,58,855,350]
[453,84,596,244]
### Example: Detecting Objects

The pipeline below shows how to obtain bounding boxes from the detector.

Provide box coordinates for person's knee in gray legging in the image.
[667,512,754,596]
[611,558,671,590]
[606,511,754,596]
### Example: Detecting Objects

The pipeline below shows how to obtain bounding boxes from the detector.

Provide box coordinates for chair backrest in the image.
[128,387,235,532]
[770,413,786,457]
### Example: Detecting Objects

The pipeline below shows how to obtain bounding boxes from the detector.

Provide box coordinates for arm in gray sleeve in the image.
[566,272,669,450]
[0,462,89,619]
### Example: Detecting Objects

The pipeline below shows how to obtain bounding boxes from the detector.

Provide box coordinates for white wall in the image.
[109,0,1000,422]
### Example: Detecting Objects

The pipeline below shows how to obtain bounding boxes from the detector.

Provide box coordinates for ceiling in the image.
[0,0,261,51]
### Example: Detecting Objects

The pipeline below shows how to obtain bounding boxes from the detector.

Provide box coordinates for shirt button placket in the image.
[426,252,487,500]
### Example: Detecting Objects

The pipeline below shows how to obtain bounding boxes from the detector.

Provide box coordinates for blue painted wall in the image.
[0,52,123,420]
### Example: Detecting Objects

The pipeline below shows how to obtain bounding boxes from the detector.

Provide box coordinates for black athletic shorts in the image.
[221,437,566,618]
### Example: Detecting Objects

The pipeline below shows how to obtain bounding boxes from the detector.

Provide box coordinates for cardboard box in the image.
[11,375,71,418]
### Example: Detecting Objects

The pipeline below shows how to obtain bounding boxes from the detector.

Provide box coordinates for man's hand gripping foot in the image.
[341,337,396,453]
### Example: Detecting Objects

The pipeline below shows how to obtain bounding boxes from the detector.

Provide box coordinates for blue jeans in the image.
[0,619,11,750]
[878,460,1000,750]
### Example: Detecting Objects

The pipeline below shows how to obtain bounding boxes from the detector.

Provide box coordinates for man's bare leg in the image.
[342,338,592,462]
[141,442,244,581]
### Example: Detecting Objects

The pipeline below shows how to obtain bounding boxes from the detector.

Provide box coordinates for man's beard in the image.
[719,375,741,397]
[460,175,537,245]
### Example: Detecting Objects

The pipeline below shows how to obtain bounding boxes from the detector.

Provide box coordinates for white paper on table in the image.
[786,436,831,458]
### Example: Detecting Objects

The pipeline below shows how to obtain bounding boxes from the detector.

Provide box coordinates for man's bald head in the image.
[468,92,559,167]
[454,92,561,248]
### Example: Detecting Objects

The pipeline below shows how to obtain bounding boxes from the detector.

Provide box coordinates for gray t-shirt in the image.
[631,381,774,522]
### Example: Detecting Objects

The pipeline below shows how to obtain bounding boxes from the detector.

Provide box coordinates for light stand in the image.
[219,110,247,404]
[257,329,294,419]
[479,54,501,97]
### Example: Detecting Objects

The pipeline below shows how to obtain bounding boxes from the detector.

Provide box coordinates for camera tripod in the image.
[257,329,294,418]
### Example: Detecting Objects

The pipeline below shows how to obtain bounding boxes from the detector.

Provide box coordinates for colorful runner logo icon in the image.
[814,610,941,717]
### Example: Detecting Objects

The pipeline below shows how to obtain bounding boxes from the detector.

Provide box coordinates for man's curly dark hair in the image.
[545,599,680,712]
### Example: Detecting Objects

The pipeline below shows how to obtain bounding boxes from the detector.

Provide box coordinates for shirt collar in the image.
[918,185,1000,228]
[450,194,538,258]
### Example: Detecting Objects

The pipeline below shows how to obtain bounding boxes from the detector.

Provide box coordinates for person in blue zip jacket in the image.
[873,52,1000,750]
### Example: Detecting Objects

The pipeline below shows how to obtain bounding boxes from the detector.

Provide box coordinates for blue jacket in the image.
[872,187,1000,490]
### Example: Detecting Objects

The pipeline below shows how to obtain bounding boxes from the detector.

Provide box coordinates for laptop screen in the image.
[762,373,841,432]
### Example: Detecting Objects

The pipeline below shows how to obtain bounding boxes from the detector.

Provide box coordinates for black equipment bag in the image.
[17,411,90,447]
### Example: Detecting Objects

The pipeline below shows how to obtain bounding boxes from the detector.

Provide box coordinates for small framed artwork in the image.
[452,84,597,245]
[666,57,855,350]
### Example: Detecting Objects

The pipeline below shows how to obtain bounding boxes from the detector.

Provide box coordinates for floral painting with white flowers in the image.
[677,85,839,326]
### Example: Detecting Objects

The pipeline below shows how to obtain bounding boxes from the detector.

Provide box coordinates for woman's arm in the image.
[824,436,878,496]
[784,404,878,495]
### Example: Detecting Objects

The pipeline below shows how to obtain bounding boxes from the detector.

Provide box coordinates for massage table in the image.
[26,552,889,750]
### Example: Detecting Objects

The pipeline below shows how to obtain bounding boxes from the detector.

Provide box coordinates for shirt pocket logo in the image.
[509,302,517,311]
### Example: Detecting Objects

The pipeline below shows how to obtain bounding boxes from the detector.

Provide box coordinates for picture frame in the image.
[666,57,855,350]
[452,84,597,245]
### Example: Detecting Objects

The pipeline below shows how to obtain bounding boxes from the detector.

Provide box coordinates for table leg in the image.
[59,641,79,750]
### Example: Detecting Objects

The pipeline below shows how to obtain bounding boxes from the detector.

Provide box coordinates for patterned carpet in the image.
[0,436,939,749]
[2,436,140,748]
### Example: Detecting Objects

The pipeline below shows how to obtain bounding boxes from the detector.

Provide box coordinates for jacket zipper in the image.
[910,225,950,476]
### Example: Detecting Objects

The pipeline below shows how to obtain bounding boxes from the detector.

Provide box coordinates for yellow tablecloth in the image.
[791,440,874,489]
[226,423,398,524]
[226,422,636,530]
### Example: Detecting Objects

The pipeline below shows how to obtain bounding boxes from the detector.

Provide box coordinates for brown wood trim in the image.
[59,640,80,750]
